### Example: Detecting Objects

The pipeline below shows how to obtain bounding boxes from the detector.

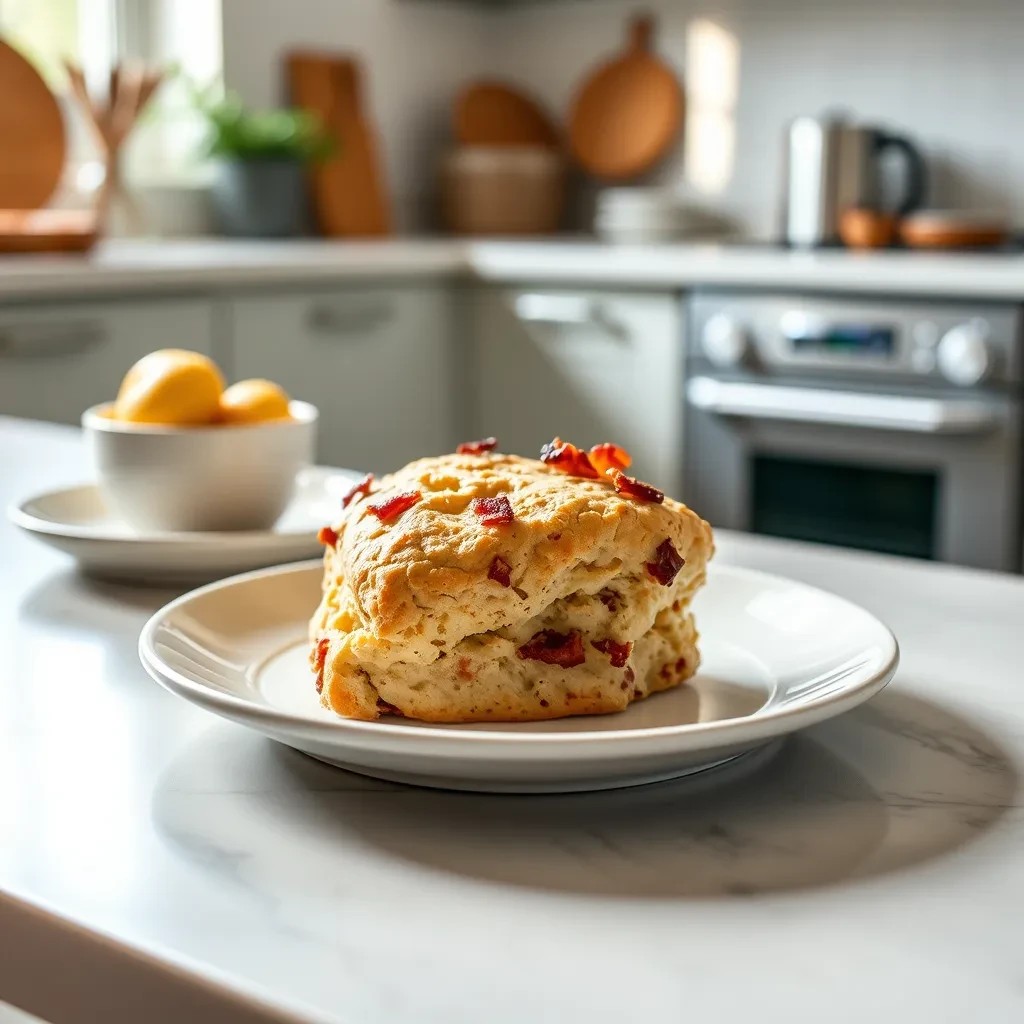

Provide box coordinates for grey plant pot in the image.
[211,158,310,238]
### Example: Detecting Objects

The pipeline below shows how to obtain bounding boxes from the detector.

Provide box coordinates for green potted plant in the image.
[198,90,333,238]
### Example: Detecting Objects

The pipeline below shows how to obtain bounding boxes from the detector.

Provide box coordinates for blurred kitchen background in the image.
[3,0,1024,573]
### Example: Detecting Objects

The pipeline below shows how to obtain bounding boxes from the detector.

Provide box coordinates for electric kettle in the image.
[782,114,927,247]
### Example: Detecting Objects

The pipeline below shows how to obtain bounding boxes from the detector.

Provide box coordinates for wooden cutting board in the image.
[0,209,97,253]
[454,80,559,148]
[567,15,683,181]
[286,51,390,237]
[0,40,66,209]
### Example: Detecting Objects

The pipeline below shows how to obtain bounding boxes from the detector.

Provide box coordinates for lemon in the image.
[115,349,224,426]
[217,379,292,425]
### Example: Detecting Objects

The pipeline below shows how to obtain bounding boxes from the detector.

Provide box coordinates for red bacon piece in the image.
[539,438,600,479]
[317,525,338,547]
[341,473,374,509]
[488,555,512,587]
[457,437,498,455]
[613,472,665,504]
[646,538,685,586]
[471,494,514,527]
[591,638,633,668]
[516,629,586,668]
[589,442,632,478]
[367,490,421,522]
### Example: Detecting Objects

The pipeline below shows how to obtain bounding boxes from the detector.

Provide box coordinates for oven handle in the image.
[687,377,1000,435]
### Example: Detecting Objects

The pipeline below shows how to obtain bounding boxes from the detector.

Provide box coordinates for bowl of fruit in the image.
[82,349,317,532]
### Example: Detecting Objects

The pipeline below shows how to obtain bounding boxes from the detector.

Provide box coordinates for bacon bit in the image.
[517,629,586,668]
[317,525,338,548]
[457,437,498,455]
[376,698,404,717]
[457,657,475,680]
[539,437,600,479]
[598,588,620,613]
[341,473,374,509]
[589,442,632,478]
[471,494,514,527]
[488,555,512,587]
[313,637,329,694]
[591,638,633,668]
[659,656,689,681]
[646,538,685,586]
[613,471,665,504]
[367,490,421,522]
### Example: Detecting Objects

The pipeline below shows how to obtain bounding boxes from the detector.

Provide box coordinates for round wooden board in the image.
[454,79,559,149]
[0,41,66,210]
[568,16,683,181]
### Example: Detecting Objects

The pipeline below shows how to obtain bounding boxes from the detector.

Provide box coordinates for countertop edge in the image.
[3,240,1024,300]
[0,889,328,1024]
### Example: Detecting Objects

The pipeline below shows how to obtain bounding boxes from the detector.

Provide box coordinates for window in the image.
[0,0,222,189]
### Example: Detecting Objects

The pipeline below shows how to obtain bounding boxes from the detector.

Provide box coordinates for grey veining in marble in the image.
[2,417,1024,1024]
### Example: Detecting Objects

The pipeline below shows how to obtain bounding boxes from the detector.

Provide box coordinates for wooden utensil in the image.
[64,59,164,233]
[287,51,391,237]
[0,40,66,209]
[454,80,559,149]
[899,211,1009,250]
[0,209,98,254]
[568,14,683,181]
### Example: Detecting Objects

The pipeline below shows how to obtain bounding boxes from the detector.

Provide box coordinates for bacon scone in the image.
[310,440,713,723]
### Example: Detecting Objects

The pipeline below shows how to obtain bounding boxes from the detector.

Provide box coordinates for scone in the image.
[310,439,713,722]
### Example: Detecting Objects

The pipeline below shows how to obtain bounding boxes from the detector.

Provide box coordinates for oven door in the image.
[685,376,1022,571]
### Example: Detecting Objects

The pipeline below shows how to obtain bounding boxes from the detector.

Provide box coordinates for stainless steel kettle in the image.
[782,115,926,247]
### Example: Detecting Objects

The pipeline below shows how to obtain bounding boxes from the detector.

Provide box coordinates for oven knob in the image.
[937,322,992,386]
[702,314,750,367]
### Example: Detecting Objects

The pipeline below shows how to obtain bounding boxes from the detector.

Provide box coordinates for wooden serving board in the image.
[286,51,391,237]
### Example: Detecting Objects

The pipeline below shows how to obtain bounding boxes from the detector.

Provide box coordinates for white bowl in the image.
[82,401,318,532]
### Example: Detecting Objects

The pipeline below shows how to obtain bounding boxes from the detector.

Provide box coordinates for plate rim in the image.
[138,559,900,748]
[7,466,361,547]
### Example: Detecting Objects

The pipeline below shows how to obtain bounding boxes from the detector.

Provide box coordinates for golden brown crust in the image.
[311,452,713,722]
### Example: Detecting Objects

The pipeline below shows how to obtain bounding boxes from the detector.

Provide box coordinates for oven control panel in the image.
[690,294,1022,387]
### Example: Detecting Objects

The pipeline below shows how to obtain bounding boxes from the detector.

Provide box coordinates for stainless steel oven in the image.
[684,292,1023,571]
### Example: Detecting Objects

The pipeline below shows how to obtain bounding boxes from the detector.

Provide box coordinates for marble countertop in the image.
[4,238,1024,300]
[3,417,1024,1023]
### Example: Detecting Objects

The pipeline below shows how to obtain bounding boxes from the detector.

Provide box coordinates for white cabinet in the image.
[472,286,684,496]
[227,285,455,472]
[0,299,216,425]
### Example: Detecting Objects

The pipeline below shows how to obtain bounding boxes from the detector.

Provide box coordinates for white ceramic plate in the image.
[9,467,361,585]
[139,560,899,793]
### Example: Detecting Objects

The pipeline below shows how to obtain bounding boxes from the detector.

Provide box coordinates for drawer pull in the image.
[0,322,106,358]
[513,294,626,341]
[306,302,394,337]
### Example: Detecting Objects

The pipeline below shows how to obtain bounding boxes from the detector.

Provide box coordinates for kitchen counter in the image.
[3,417,1024,1023]
[4,238,1024,300]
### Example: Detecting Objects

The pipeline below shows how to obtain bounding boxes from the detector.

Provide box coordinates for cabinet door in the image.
[472,287,684,495]
[0,299,215,425]
[227,286,453,472]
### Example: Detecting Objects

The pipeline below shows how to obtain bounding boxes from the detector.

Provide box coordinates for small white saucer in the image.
[9,466,361,585]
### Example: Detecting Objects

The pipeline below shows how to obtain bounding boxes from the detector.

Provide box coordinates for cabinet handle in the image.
[513,294,626,341]
[306,301,394,337]
[0,322,107,358]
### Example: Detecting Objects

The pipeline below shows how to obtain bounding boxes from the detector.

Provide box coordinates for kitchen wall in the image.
[223,0,1024,238]
[489,0,1024,238]
[220,0,492,231]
